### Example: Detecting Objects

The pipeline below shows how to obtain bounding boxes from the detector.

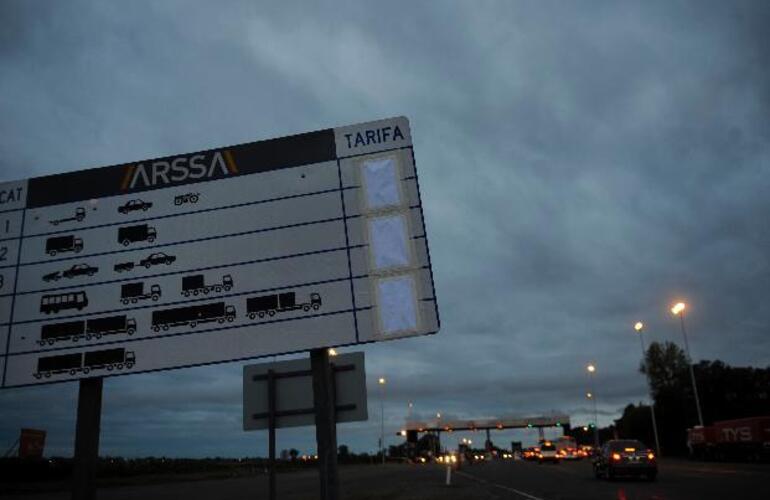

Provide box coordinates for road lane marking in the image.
[456,470,547,500]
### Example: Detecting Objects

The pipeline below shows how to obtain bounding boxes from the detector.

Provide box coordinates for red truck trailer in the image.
[687,416,770,461]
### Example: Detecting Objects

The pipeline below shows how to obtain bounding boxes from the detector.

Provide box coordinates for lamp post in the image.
[586,364,599,448]
[378,377,386,464]
[671,302,704,427]
[634,322,662,455]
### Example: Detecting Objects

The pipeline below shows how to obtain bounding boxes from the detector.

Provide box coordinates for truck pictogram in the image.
[120,282,161,304]
[118,224,156,246]
[246,292,322,319]
[49,207,86,226]
[33,348,136,378]
[174,192,199,205]
[181,274,233,296]
[38,315,136,345]
[151,302,236,331]
[45,235,83,256]
[40,291,88,314]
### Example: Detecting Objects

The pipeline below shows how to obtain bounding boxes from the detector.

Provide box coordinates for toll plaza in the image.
[401,415,570,457]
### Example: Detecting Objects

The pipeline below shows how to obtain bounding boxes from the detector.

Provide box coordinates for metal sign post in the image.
[71,377,103,500]
[311,348,339,500]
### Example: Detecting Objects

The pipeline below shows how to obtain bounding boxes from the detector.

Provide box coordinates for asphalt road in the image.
[455,457,770,500]
[3,459,768,499]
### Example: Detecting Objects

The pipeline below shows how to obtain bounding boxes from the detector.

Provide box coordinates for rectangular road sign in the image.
[243,352,367,430]
[0,117,439,388]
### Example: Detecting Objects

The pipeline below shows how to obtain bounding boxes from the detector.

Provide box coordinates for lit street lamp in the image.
[586,363,599,448]
[634,321,662,456]
[671,302,704,427]
[378,377,386,464]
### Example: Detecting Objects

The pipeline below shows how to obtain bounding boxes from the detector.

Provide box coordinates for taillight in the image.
[611,453,622,461]
[647,452,655,460]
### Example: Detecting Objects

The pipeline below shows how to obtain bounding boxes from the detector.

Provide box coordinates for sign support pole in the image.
[71,377,103,500]
[310,348,339,500]
[267,369,277,500]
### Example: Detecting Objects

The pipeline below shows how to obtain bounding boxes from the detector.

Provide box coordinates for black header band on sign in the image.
[26,129,337,208]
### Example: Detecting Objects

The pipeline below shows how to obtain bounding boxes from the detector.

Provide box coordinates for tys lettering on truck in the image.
[246,292,322,319]
[151,302,236,331]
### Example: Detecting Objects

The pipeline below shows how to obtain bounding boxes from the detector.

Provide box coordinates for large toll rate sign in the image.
[0,117,439,388]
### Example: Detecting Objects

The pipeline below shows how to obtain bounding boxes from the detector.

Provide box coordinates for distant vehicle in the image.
[49,207,86,226]
[118,224,156,246]
[33,348,136,378]
[556,436,581,460]
[538,441,559,464]
[151,302,236,331]
[181,274,233,296]
[118,199,152,214]
[42,271,62,282]
[174,192,199,205]
[120,282,161,304]
[688,416,770,461]
[37,316,136,345]
[62,263,98,279]
[593,439,657,481]
[114,261,135,273]
[246,292,321,319]
[139,252,176,268]
[40,291,88,314]
[45,235,83,256]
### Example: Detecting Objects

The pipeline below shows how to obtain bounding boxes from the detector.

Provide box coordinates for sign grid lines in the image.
[1,207,27,386]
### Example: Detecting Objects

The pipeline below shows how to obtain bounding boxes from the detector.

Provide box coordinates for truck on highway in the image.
[45,235,83,256]
[49,207,86,226]
[120,282,161,304]
[151,301,236,331]
[246,292,321,319]
[118,224,156,246]
[688,416,770,461]
[181,274,233,296]
[40,291,88,314]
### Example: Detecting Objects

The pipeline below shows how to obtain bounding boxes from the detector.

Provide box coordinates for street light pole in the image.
[587,364,599,449]
[378,377,386,465]
[671,303,704,427]
[634,322,662,456]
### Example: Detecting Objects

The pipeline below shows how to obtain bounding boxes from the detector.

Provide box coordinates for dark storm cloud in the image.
[1,0,768,456]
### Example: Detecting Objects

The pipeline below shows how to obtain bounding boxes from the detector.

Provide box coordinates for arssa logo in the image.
[121,150,239,190]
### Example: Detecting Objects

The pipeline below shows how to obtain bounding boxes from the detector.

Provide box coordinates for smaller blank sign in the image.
[243,352,368,431]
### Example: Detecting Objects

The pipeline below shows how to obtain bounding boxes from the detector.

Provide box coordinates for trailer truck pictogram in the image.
[246,292,321,319]
[151,302,236,331]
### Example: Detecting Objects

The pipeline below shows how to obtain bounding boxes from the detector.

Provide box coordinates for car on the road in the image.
[140,252,176,268]
[523,447,540,461]
[593,439,657,481]
[118,199,153,214]
[42,271,62,282]
[62,263,98,279]
[538,441,560,464]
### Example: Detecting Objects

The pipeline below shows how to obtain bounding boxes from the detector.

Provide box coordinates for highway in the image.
[3,459,767,500]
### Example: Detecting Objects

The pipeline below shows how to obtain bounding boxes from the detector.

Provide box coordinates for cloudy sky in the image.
[1,1,768,457]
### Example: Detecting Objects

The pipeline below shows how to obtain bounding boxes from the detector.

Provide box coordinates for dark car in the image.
[118,199,152,214]
[42,271,62,282]
[593,440,657,481]
[140,252,176,268]
[114,261,135,273]
[62,263,98,279]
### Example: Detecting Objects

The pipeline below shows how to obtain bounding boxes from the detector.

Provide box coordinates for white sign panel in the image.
[0,117,439,388]
[243,352,367,430]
